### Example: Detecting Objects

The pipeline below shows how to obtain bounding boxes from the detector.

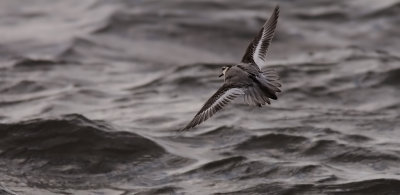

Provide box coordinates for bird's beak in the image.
[219,73,223,77]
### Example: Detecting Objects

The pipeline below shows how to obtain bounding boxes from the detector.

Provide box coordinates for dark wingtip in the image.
[179,125,191,132]
[274,5,280,13]
[272,5,280,21]
[180,121,199,132]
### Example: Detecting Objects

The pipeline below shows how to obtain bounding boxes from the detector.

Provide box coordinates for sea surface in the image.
[1,0,400,194]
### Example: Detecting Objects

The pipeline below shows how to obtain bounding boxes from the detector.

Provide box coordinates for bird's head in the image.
[219,65,232,78]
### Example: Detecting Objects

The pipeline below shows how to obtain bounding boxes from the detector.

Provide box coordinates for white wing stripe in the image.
[252,6,279,68]
[253,31,267,66]
[203,88,244,116]
[181,87,244,130]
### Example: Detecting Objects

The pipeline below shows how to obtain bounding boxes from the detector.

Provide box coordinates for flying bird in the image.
[181,5,281,131]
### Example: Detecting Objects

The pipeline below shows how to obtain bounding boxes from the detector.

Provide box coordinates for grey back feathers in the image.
[181,5,281,131]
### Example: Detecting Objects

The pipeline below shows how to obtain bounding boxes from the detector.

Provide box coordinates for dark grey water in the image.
[1,0,400,194]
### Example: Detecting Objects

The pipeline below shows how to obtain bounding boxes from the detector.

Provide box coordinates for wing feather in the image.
[241,5,279,68]
[181,85,244,131]
[181,74,281,131]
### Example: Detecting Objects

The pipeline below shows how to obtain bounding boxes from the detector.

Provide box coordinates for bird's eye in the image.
[222,67,225,70]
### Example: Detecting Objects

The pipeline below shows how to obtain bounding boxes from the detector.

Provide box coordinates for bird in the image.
[181,5,281,131]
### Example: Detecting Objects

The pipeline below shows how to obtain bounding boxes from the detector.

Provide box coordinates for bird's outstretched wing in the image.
[181,75,281,131]
[181,84,244,131]
[241,5,279,68]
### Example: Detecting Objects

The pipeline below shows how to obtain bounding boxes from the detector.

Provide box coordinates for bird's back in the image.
[224,65,253,86]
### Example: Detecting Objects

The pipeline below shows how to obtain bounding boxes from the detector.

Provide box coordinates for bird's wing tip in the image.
[272,5,280,17]
[178,127,188,132]
[180,128,188,132]
[178,124,195,132]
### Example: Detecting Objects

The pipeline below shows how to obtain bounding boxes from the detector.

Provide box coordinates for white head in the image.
[219,65,232,78]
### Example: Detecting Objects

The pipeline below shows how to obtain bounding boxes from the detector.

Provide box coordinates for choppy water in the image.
[1,0,400,194]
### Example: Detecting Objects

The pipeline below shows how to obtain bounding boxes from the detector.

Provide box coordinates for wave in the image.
[10,58,78,69]
[0,114,170,174]
[235,133,309,152]
[0,80,46,94]
[1,0,400,194]
[217,179,400,195]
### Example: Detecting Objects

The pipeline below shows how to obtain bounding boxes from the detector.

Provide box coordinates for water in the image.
[0,0,400,194]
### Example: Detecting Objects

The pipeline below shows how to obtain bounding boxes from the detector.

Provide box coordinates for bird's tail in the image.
[254,69,281,102]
